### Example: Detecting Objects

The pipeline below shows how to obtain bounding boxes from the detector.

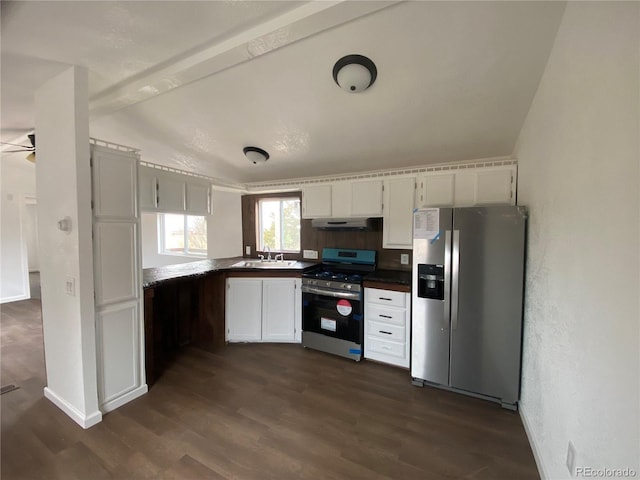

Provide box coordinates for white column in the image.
[35,66,101,428]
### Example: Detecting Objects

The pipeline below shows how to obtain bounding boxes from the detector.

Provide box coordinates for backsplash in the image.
[241,194,412,271]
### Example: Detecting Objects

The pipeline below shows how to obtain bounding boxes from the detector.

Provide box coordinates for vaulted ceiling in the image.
[1,1,566,183]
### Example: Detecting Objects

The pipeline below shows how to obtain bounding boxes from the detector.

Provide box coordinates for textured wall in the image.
[514,3,639,478]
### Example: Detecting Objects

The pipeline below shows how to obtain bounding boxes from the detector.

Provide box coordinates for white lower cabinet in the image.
[364,287,411,368]
[226,277,301,343]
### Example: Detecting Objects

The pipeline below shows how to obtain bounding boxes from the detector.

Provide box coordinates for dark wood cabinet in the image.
[144,272,226,387]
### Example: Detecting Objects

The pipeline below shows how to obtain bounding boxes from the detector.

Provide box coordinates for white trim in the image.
[44,387,103,429]
[0,293,30,304]
[99,384,148,413]
[140,157,517,195]
[90,137,140,155]
[140,160,245,192]
[245,157,517,193]
[519,403,548,480]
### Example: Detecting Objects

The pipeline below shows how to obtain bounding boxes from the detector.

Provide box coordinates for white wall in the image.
[0,159,36,302]
[141,188,242,268]
[514,3,639,479]
[35,66,101,428]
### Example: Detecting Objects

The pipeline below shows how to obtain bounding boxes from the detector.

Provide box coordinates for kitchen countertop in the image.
[364,269,412,287]
[143,257,318,288]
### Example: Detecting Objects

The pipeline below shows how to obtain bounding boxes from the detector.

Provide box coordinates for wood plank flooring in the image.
[1,299,539,479]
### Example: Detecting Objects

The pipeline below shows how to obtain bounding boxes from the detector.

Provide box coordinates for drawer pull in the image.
[379,314,393,319]
[379,297,393,301]
[379,330,392,335]
[382,346,392,350]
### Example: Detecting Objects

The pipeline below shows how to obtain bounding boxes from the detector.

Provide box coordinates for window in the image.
[159,214,207,256]
[257,198,300,252]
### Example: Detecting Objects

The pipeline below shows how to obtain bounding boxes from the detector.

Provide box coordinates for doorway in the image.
[22,196,40,299]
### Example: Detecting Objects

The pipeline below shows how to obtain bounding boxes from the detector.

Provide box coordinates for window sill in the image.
[160,252,207,259]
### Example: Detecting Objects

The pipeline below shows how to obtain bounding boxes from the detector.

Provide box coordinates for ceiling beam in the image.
[89,0,401,118]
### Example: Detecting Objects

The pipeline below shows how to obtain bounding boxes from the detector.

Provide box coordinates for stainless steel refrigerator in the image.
[411,206,527,409]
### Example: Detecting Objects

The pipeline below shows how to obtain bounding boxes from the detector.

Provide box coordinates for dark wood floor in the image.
[1,299,539,479]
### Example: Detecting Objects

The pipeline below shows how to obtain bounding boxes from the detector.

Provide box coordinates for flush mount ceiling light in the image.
[243,146,269,164]
[333,54,377,93]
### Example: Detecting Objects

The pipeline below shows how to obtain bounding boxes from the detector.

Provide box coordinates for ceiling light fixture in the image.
[243,146,269,164]
[333,54,377,93]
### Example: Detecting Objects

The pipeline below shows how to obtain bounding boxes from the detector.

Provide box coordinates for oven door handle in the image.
[301,285,362,300]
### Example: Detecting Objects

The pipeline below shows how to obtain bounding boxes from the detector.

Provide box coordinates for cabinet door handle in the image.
[379,297,392,301]
[379,330,392,335]
[379,314,392,319]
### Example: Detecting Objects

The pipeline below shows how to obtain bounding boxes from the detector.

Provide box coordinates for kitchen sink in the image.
[230,260,298,268]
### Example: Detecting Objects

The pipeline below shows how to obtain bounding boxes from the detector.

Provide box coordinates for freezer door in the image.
[411,208,453,385]
[449,206,526,405]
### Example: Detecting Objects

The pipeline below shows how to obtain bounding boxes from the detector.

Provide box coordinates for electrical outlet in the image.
[566,441,576,476]
[400,253,409,265]
[245,246,251,255]
[303,249,318,260]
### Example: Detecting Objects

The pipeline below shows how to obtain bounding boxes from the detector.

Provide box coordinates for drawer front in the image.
[365,304,406,326]
[365,287,406,308]
[366,336,406,359]
[367,320,405,342]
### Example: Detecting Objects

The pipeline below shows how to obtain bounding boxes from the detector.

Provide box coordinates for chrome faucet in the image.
[265,245,272,261]
[275,253,284,262]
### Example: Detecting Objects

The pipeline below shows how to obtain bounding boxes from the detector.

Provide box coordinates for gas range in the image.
[301,248,376,362]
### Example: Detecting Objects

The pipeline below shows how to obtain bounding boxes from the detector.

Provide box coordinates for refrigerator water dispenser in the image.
[417,264,444,300]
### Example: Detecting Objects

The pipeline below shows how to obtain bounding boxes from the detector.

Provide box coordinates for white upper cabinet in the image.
[140,166,211,215]
[331,182,351,217]
[156,172,186,213]
[138,166,158,211]
[454,166,516,206]
[416,172,455,208]
[415,165,516,208]
[185,182,211,215]
[383,177,416,249]
[302,185,332,218]
[351,180,383,217]
[303,180,383,219]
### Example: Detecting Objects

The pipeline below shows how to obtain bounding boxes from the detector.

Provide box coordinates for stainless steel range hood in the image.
[311,218,372,231]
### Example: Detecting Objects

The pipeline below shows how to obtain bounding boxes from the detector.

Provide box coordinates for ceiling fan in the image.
[1,134,36,162]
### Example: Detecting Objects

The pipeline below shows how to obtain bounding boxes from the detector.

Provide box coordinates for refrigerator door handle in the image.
[451,230,460,330]
[444,230,452,331]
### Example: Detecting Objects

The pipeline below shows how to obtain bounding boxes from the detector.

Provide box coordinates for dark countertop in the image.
[143,257,318,288]
[364,269,412,287]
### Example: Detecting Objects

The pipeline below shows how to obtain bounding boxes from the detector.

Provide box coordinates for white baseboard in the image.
[44,387,102,429]
[1,293,30,304]
[520,403,548,480]
[100,384,148,413]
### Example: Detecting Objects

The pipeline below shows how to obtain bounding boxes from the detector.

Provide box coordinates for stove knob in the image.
[325,281,331,287]
[346,284,352,290]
